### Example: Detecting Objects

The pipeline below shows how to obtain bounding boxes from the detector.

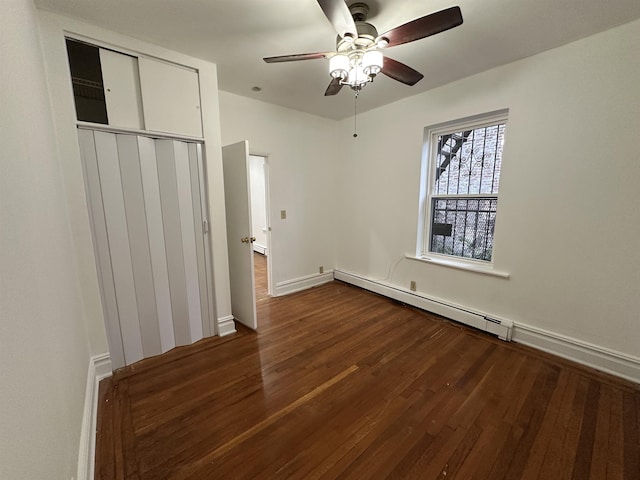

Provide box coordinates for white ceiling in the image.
[35,0,640,120]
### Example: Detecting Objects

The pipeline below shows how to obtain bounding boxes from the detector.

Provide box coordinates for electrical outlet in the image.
[319,266,324,274]
[410,281,417,292]
[280,210,286,220]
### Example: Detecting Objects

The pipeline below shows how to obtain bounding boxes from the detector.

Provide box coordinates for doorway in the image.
[248,154,271,300]
[222,143,272,331]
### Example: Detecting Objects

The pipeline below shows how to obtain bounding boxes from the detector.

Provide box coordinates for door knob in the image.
[241,237,250,243]
[250,236,256,243]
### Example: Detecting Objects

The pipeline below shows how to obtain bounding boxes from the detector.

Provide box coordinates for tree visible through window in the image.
[425,113,507,262]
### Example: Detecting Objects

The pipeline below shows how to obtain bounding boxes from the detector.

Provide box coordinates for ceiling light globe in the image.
[362,50,384,77]
[329,54,349,79]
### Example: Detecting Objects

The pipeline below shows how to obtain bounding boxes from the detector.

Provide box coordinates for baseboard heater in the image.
[333,270,513,341]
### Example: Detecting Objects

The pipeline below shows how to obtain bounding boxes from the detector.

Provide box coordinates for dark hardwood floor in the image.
[95,257,639,479]
[254,252,268,301]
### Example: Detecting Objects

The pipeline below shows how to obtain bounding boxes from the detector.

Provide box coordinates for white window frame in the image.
[416,109,509,276]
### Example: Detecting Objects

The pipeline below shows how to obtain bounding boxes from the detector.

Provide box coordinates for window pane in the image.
[430,197,497,261]
[433,124,505,195]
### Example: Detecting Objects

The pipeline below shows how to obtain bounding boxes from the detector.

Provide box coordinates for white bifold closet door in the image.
[78,128,214,369]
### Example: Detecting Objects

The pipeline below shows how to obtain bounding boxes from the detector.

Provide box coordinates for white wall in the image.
[219,92,340,289]
[37,10,233,348]
[335,19,640,360]
[0,1,91,478]
[249,155,268,253]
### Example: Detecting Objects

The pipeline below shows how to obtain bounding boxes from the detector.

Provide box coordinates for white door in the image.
[222,141,257,330]
[79,129,213,369]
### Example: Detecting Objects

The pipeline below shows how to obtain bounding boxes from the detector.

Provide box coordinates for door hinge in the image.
[203,220,209,233]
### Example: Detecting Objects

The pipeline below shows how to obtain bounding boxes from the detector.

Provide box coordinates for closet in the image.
[78,129,214,368]
[68,35,214,368]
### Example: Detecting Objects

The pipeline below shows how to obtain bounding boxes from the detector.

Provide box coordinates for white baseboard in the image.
[217,315,236,337]
[334,269,512,341]
[334,269,640,384]
[273,271,335,297]
[512,323,640,384]
[252,244,267,255]
[77,353,112,480]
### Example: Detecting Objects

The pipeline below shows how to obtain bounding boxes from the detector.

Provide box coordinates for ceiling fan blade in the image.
[317,0,357,39]
[378,6,463,48]
[263,52,330,63]
[324,77,343,96]
[381,57,424,86]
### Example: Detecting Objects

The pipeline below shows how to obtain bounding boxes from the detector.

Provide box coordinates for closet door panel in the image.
[189,143,212,337]
[94,131,144,365]
[197,144,217,336]
[78,129,125,369]
[138,57,203,138]
[174,141,204,343]
[138,137,176,353]
[99,49,144,130]
[196,144,218,335]
[116,134,162,358]
[155,140,192,346]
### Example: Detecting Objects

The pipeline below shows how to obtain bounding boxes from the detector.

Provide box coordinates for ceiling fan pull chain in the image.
[353,91,358,138]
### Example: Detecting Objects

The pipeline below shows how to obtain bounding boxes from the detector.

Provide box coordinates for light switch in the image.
[280,210,286,220]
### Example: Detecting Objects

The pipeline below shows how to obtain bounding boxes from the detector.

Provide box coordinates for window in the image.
[421,111,507,263]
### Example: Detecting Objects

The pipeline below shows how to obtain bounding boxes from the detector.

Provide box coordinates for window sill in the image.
[406,254,510,279]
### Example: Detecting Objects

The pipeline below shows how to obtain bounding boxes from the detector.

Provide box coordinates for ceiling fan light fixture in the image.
[330,50,381,91]
[264,1,464,97]
[362,50,383,76]
[329,54,350,79]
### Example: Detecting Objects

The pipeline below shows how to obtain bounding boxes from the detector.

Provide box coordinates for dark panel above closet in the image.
[66,38,108,124]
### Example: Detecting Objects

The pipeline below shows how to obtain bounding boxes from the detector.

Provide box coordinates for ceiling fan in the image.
[263,0,463,96]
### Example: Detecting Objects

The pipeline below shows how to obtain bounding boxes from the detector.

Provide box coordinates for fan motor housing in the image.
[336,2,379,51]
[337,22,378,50]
